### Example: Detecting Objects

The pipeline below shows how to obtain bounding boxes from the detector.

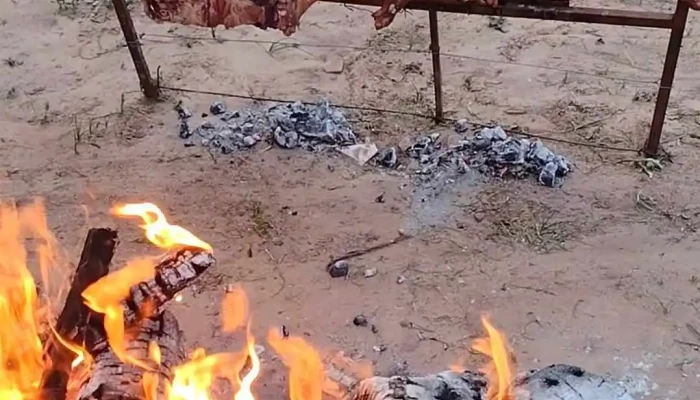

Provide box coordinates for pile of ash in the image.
[175,100,357,153]
[403,121,572,188]
[173,100,571,188]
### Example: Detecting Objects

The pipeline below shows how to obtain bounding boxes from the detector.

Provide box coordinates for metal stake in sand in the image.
[428,10,444,121]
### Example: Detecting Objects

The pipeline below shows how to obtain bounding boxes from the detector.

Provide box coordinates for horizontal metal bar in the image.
[323,0,676,29]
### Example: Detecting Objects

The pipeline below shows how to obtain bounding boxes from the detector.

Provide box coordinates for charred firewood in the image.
[332,364,636,400]
[41,228,119,400]
[121,248,216,325]
[76,311,186,400]
[71,248,215,400]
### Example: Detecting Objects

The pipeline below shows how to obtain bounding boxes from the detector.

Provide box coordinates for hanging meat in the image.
[141,0,497,36]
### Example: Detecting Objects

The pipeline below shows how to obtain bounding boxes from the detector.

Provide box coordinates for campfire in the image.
[0,199,634,400]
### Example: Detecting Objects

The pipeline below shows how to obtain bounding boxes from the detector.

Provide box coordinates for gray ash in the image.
[175,100,357,153]
[405,122,572,188]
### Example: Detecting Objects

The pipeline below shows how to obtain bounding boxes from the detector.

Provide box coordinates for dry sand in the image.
[1,0,700,399]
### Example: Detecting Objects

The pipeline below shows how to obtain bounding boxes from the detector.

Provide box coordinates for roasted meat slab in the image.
[141,0,698,37]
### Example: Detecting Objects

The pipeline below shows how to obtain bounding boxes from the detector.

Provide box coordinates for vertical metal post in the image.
[428,10,444,121]
[112,0,159,99]
[644,1,689,157]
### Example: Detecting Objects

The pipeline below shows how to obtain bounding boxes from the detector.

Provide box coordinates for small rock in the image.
[178,120,191,139]
[363,268,378,278]
[396,275,406,284]
[323,55,345,74]
[175,102,192,119]
[242,136,257,148]
[327,260,349,278]
[219,110,240,121]
[273,127,299,149]
[375,147,398,168]
[388,69,404,82]
[242,123,255,135]
[375,193,385,203]
[371,325,379,334]
[454,119,470,133]
[210,101,227,115]
[353,315,368,327]
[539,161,559,187]
[373,344,387,353]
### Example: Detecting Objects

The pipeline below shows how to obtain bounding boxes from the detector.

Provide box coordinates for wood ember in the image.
[36,227,215,400]
[76,311,186,400]
[342,364,636,400]
[41,228,119,400]
[122,248,216,324]
[73,249,215,400]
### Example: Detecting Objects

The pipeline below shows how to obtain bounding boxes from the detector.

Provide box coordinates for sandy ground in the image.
[2,0,700,398]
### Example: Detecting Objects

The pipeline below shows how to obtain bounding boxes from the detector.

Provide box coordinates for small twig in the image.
[264,248,287,298]
[205,147,217,164]
[72,115,82,155]
[326,233,412,269]
[571,299,594,318]
[687,323,700,341]
[507,284,556,296]
[675,339,700,350]
[521,312,544,340]
[653,294,674,316]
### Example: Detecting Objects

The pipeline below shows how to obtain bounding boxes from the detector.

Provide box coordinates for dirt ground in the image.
[2,0,700,398]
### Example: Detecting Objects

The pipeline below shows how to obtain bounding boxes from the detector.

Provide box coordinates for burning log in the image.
[121,248,216,325]
[75,249,216,400]
[341,364,636,400]
[76,310,186,400]
[41,228,119,400]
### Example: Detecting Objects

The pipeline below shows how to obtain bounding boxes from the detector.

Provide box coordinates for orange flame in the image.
[0,197,522,400]
[235,325,261,400]
[82,257,156,370]
[0,200,63,400]
[268,329,343,400]
[166,287,253,400]
[47,324,92,370]
[84,203,214,372]
[471,316,514,400]
[142,341,162,400]
[222,286,249,333]
[112,203,212,252]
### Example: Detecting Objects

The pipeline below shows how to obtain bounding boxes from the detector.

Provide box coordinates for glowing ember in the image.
[472,315,514,400]
[112,202,213,252]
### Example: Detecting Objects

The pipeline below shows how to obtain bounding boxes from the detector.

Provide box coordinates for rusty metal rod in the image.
[323,0,675,29]
[112,0,159,99]
[428,10,444,121]
[644,1,689,157]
